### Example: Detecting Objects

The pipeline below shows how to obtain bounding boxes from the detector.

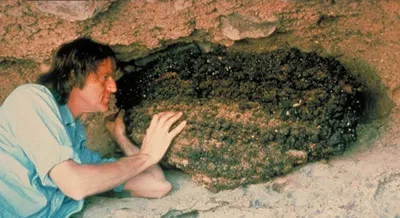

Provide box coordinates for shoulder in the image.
[10,84,54,99]
[2,84,59,115]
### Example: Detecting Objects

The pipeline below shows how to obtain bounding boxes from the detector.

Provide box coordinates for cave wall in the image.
[1,0,399,155]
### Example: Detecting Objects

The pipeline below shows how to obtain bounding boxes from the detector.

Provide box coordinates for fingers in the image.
[148,113,160,132]
[148,111,182,131]
[158,111,179,126]
[163,112,183,129]
[168,120,187,140]
[140,111,187,164]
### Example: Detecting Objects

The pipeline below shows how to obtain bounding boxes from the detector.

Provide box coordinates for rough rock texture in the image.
[0,0,286,62]
[116,44,363,191]
[34,1,115,21]
[0,59,40,103]
[220,13,277,40]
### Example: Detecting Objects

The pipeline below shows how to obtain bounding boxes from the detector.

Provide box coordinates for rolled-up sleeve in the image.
[3,85,74,187]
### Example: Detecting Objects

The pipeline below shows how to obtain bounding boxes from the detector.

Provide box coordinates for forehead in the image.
[96,57,115,74]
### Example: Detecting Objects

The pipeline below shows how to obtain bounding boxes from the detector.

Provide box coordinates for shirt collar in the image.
[58,104,75,126]
[50,89,87,147]
[58,104,87,146]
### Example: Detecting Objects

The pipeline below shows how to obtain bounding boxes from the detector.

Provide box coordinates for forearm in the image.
[115,134,167,180]
[115,134,140,156]
[50,153,153,200]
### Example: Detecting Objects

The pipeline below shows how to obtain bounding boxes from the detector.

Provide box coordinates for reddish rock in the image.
[34,1,115,21]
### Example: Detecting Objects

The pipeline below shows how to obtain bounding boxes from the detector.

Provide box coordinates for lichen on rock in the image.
[116,43,364,192]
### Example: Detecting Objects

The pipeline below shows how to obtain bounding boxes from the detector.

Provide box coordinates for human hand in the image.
[140,111,187,165]
[104,109,126,142]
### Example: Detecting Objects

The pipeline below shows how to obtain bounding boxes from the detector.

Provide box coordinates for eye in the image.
[101,73,112,81]
[114,70,123,80]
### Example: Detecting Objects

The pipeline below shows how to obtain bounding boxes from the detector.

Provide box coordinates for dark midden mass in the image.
[116,43,364,191]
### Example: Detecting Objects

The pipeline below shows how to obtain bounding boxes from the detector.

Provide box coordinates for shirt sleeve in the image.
[3,85,74,187]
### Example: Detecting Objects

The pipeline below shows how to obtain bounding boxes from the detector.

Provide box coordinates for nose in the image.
[106,77,117,93]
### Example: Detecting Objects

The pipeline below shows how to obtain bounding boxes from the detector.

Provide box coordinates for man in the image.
[0,38,187,217]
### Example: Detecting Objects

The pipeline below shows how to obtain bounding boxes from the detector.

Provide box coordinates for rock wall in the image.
[1,0,399,157]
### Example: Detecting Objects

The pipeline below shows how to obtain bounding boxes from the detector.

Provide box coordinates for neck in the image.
[67,89,84,119]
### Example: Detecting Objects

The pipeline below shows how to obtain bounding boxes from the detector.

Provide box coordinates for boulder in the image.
[116,43,364,192]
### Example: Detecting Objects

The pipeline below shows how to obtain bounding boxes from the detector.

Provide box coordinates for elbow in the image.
[49,160,88,201]
[128,180,172,199]
[66,190,86,201]
[155,182,172,199]
[60,182,87,201]
[71,194,85,201]
[60,171,90,201]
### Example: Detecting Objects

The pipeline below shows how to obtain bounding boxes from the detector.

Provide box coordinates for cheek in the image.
[92,83,106,94]
[83,85,104,101]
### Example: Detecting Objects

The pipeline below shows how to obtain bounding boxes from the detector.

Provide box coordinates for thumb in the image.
[114,109,125,121]
[117,109,125,119]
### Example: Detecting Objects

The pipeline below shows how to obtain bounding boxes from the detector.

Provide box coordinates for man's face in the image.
[78,57,117,112]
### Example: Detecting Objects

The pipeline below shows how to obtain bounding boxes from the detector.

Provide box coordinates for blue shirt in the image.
[0,84,123,218]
